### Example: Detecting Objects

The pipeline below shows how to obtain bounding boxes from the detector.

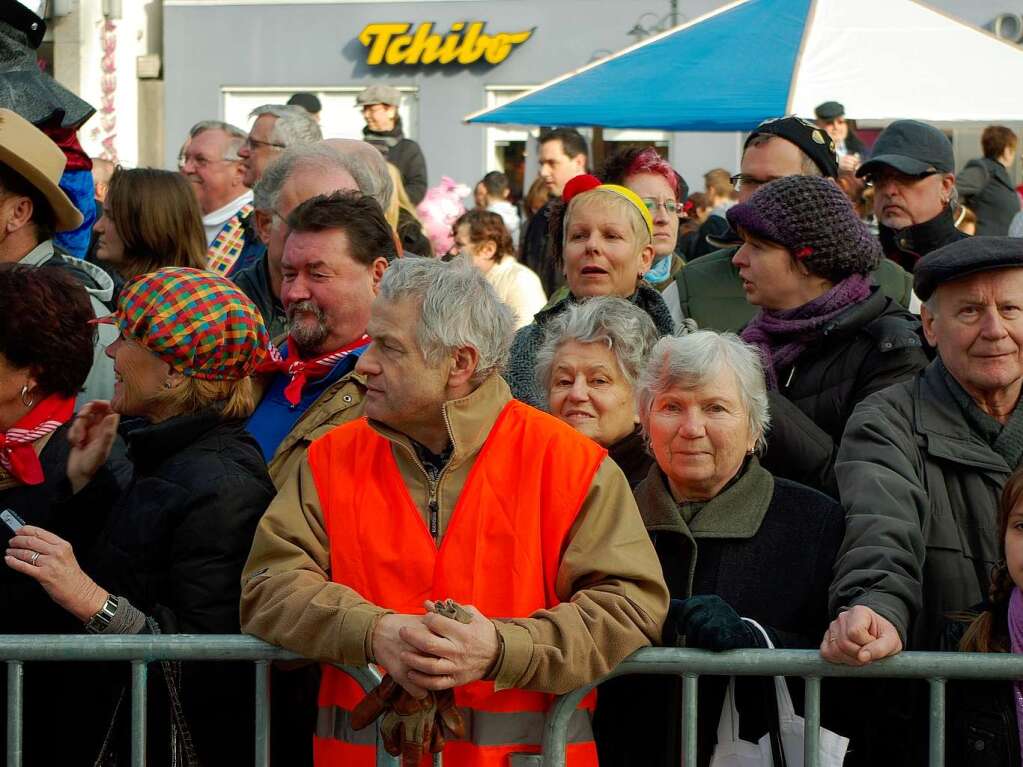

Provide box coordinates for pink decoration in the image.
[416,177,470,257]
[98,20,118,163]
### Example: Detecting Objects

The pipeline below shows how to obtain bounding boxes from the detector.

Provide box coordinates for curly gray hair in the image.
[534,296,659,409]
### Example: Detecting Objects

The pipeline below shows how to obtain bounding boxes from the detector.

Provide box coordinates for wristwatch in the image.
[84,594,119,634]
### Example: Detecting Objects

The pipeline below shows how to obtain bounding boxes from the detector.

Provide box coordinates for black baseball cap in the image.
[857,120,954,178]
[745,116,840,180]
[914,237,1023,302]
[814,101,844,121]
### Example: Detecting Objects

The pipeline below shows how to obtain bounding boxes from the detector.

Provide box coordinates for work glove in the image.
[351,600,471,767]
[664,595,766,651]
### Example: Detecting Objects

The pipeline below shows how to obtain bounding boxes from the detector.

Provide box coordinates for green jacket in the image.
[664,247,915,333]
[830,361,1008,650]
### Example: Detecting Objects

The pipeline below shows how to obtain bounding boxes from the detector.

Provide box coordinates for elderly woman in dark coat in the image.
[728,175,928,497]
[534,296,660,487]
[594,330,847,767]
[5,268,275,766]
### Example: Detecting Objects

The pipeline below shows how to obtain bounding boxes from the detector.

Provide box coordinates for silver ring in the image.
[828,634,836,643]
[29,551,40,566]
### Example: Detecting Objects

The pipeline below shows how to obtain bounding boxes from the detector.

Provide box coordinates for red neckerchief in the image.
[258,335,370,405]
[0,393,76,486]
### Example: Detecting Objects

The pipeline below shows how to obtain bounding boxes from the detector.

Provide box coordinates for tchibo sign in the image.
[358,22,534,66]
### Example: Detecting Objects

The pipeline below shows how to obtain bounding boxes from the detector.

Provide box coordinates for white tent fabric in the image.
[789,0,1023,122]
[466,0,1023,129]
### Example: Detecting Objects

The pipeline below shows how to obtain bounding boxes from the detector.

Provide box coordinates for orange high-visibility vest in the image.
[307,399,606,767]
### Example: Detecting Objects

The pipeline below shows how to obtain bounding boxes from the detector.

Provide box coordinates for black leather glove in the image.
[664,595,766,651]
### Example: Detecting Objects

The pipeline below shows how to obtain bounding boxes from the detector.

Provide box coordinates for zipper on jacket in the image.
[394,408,457,547]
[428,478,439,540]
[785,365,796,389]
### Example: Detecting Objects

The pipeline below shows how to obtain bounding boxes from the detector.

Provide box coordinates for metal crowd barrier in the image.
[6,638,1023,767]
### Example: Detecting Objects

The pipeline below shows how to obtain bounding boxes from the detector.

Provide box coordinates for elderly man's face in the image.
[356,294,453,436]
[239,114,281,188]
[870,167,953,229]
[922,269,1023,408]
[180,129,245,215]
[645,365,756,502]
[280,228,386,358]
[817,117,847,143]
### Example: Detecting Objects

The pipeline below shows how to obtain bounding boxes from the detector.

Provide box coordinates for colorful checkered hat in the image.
[95,267,270,381]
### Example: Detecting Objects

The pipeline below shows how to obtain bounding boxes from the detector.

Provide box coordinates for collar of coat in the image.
[913,360,1013,473]
[634,457,775,540]
[367,373,513,470]
[879,206,967,268]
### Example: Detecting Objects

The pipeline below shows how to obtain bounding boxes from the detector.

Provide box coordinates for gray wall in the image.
[164,0,1021,189]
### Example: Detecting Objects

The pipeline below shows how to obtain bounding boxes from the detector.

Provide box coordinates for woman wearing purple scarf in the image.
[728,175,928,497]
[947,467,1023,765]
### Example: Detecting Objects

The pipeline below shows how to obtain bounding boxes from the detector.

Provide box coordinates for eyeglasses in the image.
[244,136,286,151]
[641,198,680,215]
[863,170,939,188]
[730,173,775,192]
[178,154,235,171]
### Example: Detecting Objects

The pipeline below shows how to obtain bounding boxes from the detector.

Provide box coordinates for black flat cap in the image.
[814,101,844,120]
[914,237,1023,301]
[857,120,954,178]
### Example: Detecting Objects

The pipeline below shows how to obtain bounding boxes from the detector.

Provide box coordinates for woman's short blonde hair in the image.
[159,376,257,420]
[563,189,652,254]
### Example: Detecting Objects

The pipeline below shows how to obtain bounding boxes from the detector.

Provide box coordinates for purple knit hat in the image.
[726,176,881,282]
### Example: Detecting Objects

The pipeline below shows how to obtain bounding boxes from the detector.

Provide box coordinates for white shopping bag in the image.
[709,619,849,767]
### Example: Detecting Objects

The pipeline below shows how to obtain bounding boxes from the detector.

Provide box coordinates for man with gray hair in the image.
[180,119,254,275]
[241,258,668,766]
[233,140,393,338]
[239,104,322,189]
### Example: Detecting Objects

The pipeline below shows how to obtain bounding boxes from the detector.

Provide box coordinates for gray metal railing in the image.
[541,647,1023,767]
[0,635,394,767]
[6,638,1023,767]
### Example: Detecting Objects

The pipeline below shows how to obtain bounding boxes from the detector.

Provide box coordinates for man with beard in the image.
[247,190,394,485]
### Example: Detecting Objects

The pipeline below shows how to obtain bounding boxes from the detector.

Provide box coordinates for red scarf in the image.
[258,335,370,405]
[0,393,76,486]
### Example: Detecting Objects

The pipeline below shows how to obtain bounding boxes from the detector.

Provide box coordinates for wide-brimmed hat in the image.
[0,3,94,129]
[94,267,270,381]
[0,107,81,231]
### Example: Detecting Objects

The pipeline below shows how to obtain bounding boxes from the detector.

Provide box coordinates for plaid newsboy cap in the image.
[95,267,270,380]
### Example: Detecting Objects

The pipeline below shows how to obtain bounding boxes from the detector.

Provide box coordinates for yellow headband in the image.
[592,184,655,236]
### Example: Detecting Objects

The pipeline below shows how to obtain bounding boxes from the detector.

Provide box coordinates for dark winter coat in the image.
[758,288,928,497]
[942,609,1022,767]
[832,359,1008,649]
[521,198,563,297]
[594,459,845,767]
[666,246,914,334]
[363,123,428,204]
[80,412,275,766]
[0,425,129,766]
[233,252,286,339]
[504,282,675,408]
[607,425,653,489]
[957,157,1021,236]
[879,205,969,272]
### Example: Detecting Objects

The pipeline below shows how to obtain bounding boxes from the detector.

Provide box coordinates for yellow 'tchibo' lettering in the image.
[359,22,533,67]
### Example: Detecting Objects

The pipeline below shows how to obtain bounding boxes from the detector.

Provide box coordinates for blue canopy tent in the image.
[465,0,1023,129]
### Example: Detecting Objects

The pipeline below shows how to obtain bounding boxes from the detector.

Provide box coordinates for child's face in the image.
[1005,498,1023,589]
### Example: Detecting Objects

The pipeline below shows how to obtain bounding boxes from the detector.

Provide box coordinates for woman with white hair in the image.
[594,330,847,767]
[535,296,659,487]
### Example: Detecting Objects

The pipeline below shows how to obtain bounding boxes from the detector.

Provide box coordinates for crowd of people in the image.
[5,3,1023,765]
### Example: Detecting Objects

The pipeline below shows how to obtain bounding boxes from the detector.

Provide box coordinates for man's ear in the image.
[254,210,272,245]
[920,301,938,347]
[3,195,33,234]
[370,257,388,293]
[447,345,480,390]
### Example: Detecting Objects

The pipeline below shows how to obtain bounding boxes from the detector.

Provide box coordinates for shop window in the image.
[221,86,419,142]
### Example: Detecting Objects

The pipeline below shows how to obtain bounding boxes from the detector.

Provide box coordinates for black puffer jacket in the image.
[363,122,428,204]
[880,206,969,272]
[957,157,1021,236]
[83,412,275,765]
[758,288,928,497]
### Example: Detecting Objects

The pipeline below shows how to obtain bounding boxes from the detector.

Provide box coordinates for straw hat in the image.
[0,108,81,231]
